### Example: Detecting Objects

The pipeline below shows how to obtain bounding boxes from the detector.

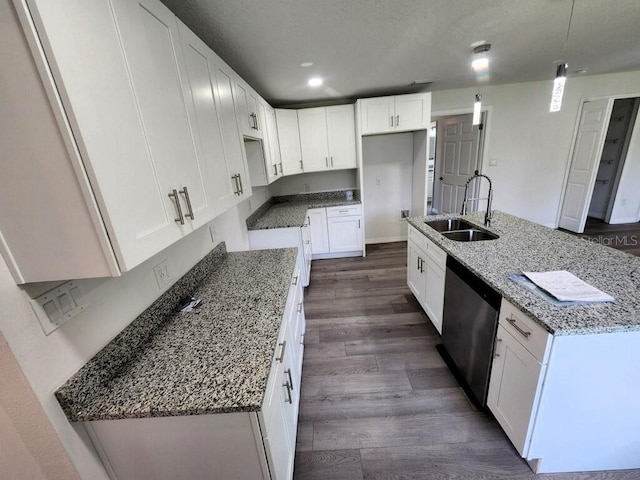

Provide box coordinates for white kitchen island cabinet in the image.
[358,93,431,135]
[4,0,255,283]
[298,105,357,173]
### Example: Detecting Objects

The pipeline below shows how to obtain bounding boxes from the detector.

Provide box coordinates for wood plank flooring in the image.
[562,217,640,256]
[294,242,640,480]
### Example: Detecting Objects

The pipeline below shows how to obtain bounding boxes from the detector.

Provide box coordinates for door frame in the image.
[431,106,493,214]
[555,92,640,230]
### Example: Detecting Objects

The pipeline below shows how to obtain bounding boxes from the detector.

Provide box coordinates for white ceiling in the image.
[161,0,640,107]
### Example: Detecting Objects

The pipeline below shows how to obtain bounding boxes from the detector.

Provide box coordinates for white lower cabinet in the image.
[85,264,305,480]
[326,205,364,254]
[308,208,330,255]
[406,225,446,333]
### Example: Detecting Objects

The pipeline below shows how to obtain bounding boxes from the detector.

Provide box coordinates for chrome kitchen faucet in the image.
[461,173,493,226]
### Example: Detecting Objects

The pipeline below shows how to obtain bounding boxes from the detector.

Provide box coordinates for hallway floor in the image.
[562,217,640,257]
[293,242,640,479]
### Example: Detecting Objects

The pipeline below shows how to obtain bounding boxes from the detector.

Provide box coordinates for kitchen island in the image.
[55,243,305,479]
[407,211,640,474]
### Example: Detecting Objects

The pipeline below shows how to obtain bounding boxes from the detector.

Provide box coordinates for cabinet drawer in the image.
[326,204,362,217]
[499,300,552,363]
[424,236,446,268]
[408,224,427,252]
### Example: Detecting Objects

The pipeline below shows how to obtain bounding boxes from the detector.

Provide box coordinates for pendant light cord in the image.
[563,0,576,54]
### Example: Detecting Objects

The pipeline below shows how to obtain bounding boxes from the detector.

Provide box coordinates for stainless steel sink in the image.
[424,218,476,232]
[442,229,499,242]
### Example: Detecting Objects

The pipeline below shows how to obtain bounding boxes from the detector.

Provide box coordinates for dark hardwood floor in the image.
[294,242,640,480]
[562,217,640,257]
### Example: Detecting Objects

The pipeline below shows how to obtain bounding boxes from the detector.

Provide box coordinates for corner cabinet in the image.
[3,0,252,283]
[406,225,446,333]
[298,105,357,173]
[358,93,431,135]
[84,264,306,480]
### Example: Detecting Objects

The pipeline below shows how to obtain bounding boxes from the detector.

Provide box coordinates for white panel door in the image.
[212,58,252,202]
[437,114,480,214]
[275,109,303,175]
[488,325,546,456]
[327,216,363,252]
[308,208,329,254]
[298,107,329,172]
[326,105,357,170]
[558,99,611,232]
[395,93,431,132]
[177,22,236,215]
[359,96,394,135]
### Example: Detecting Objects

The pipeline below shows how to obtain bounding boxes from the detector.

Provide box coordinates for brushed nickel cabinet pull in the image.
[283,380,292,404]
[237,174,244,194]
[168,189,184,225]
[507,315,531,338]
[330,156,334,167]
[396,114,400,126]
[278,162,283,174]
[292,275,298,286]
[179,186,194,220]
[358,219,361,229]
[276,341,286,363]
[273,164,278,176]
[417,256,421,271]
[231,174,239,195]
[390,115,394,127]
[300,159,304,170]
[285,368,294,391]
[300,333,305,345]
[325,157,328,167]
[494,337,502,358]
[297,302,302,313]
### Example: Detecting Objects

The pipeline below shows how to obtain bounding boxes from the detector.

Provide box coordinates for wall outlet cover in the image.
[153,260,172,290]
[401,210,410,218]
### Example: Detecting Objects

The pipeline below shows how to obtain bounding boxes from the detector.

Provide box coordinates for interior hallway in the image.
[562,217,640,257]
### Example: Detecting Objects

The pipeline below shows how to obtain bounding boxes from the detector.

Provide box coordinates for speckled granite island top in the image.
[55,243,298,422]
[408,211,640,336]
[247,190,361,230]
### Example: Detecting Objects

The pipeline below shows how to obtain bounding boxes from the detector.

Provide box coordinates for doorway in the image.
[559,96,640,233]
[432,113,486,215]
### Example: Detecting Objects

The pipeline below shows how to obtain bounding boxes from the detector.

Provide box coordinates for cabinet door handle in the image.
[285,368,294,391]
[390,115,394,127]
[300,333,305,345]
[278,162,283,174]
[179,186,194,220]
[231,174,239,195]
[273,164,278,176]
[283,380,292,404]
[276,341,286,363]
[396,114,400,127]
[297,301,302,313]
[325,157,328,167]
[358,219,361,229]
[417,256,421,271]
[493,337,502,358]
[168,189,184,225]
[330,156,334,167]
[292,275,298,286]
[507,316,531,338]
[307,216,311,226]
[300,159,304,170]
[237,173,244,194]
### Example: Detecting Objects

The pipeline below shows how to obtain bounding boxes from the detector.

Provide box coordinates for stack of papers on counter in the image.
[522,271,615,303]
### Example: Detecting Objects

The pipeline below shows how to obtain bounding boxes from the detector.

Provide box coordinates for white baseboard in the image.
[365,236,407,244]
[312,251,363,260]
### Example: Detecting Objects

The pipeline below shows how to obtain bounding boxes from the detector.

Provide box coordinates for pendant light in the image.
[550,0,576,112]
[473,94,482,125]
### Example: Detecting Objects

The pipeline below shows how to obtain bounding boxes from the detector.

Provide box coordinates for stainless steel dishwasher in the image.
[439,256,501,407]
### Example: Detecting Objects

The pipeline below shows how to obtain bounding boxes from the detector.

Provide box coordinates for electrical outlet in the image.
[489,158,498,166]
[401,210,410,219]
[154,260,171,289]
[305,183,310,192]
[621,198,627,206]
[209,224,217,244]
[30,280,88,335]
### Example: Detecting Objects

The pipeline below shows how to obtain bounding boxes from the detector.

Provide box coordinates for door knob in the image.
[439,176,444,181]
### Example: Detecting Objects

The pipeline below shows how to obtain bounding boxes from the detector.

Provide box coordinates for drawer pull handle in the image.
[285,368,294,391]
[283,380,293,404]
[276,341,286,363]
[237,174,244,195]
[507,316,531,338]
[493,337,502,358]
[168,189,184,225]
[292,275,298,286]
[297,302,302,313]
[300,333,305,345]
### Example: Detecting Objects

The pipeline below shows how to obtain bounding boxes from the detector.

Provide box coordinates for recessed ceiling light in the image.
[300,62,313,68]
[308,77,323,87]
[470,40,488,48]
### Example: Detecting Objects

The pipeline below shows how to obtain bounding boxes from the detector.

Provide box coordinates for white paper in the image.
[522,270,614,303]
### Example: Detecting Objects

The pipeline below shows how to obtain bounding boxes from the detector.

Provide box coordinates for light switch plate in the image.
[30,280,88,335]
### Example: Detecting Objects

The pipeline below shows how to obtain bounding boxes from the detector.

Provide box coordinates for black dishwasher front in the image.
[439,256,501,407]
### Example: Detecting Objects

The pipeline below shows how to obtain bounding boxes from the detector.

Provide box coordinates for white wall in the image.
[267,169,357,196]
[609,104,640,223]
[363,133,415,242]
[431,70,640,227]
[0,192,268,480]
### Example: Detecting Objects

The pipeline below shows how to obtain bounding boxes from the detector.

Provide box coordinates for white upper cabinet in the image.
[262,102,282,182]
[298,105,356,173]
[275,109,304,176]
[359,93,431,135]
[211,58,252,202]
[176,21,237,214]
[234,79,263,139]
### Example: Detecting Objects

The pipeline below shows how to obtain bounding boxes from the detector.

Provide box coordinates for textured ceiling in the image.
[161,0,640,107]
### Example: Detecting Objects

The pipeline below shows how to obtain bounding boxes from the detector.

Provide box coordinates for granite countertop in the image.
[407,211,640,336]
[55,243,298,422]
[247,191,361,230]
